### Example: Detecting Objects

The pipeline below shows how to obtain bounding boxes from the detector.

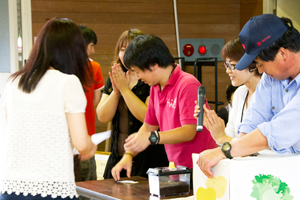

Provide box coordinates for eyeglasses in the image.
[224,62,236,71]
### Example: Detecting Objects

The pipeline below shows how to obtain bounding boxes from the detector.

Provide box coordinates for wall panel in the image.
[176,0,239,112]
[240,0,263,28]
[0,0,10,73]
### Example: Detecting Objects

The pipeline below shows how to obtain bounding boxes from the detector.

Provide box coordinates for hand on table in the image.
[111,154,133,181]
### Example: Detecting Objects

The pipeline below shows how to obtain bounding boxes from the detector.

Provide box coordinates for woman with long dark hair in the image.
[1,18,96,200]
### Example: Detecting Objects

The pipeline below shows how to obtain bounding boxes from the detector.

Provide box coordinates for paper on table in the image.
[73,130,111,155]
[117,180,139,184]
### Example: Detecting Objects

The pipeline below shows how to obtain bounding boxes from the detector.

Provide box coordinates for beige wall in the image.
[263,0,300,31]
[277,0,300,31]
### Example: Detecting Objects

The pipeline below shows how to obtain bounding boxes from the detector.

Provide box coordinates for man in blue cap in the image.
[197,14,300,178]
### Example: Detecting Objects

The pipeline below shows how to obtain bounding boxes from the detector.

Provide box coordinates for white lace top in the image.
[1,70,87,198]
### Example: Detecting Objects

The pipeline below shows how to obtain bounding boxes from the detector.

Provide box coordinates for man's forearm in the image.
[140,123,159,132]
[231,128,269,157]
[159,125,197,144]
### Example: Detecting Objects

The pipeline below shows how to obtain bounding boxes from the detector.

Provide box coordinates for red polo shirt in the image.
[145,66,217,168]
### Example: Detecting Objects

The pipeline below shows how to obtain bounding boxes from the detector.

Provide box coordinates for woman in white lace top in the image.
[1,18,97,200]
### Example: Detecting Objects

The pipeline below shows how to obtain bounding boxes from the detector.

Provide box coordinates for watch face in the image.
[150,136,156,142]
[223,143,231,151]
[149,131,159,145]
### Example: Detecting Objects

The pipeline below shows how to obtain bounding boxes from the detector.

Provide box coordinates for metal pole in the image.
[173,0,182,68]
[273,0,277,15]
[214,58,218,111]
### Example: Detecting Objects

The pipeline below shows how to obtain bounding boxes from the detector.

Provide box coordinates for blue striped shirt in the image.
[238,72,300,154]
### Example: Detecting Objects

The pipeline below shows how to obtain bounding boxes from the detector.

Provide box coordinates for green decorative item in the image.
[251,174,294,200]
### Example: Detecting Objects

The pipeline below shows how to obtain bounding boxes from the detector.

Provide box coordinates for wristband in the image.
[124,152,134,158]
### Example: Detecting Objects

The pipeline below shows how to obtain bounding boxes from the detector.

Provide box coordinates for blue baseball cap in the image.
[236,14,288,70]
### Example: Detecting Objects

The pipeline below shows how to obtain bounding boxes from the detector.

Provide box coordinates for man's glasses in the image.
[224,62,236,71]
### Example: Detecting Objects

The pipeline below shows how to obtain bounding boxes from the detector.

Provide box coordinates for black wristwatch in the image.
[149,131,160,145]
[221,142,233,159]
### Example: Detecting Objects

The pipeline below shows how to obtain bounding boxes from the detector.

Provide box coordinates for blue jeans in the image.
[0,192,78,200]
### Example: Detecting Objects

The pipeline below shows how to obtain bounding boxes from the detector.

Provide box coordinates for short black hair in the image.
[123,35,174,71]
[259,17,300,61]
[78,25,97,46]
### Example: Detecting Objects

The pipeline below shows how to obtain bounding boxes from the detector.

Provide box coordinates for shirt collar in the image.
[152,65,181,92]
[167,65,181,86]
[281,73,300,88]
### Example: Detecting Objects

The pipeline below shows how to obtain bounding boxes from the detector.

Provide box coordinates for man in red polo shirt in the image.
[111,35,217,181]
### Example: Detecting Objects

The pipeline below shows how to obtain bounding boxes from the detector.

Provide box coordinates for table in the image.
[76,176,193,200]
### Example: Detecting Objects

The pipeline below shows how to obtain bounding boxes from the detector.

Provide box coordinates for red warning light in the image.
[182,44,194,57]
[199,45,207,55]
